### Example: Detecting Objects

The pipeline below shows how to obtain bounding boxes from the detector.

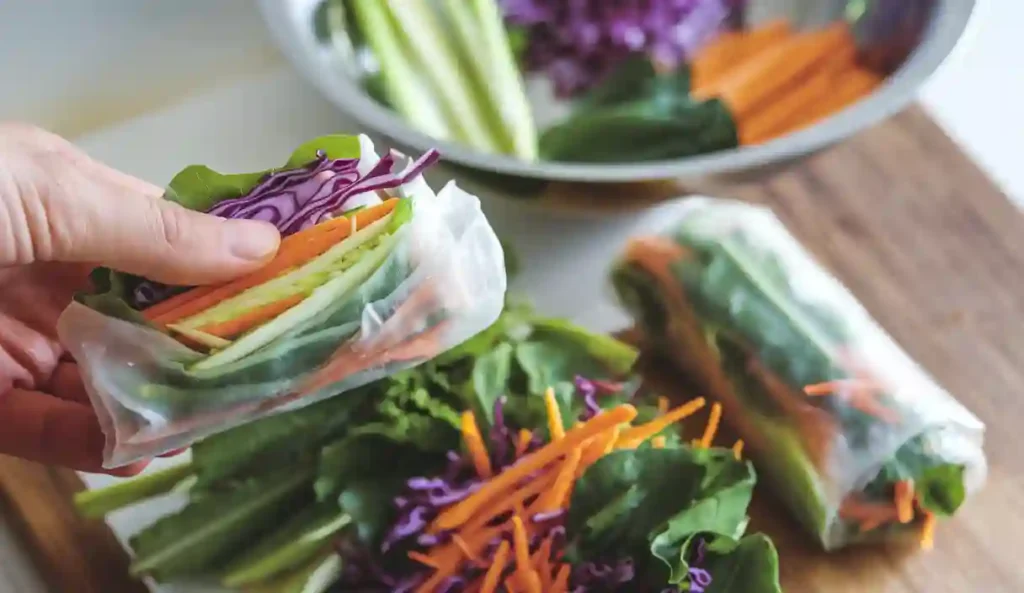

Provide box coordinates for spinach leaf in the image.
[566,447,756,582]
[702,534,783,593]
[470,341,514,424]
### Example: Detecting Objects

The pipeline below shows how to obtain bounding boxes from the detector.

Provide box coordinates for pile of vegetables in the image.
[76,298,784,593]
[57,134,506,467]
[611,198,987,550]
[318,0,886,165]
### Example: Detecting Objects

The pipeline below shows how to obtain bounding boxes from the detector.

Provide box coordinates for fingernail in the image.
[226,220,280,261]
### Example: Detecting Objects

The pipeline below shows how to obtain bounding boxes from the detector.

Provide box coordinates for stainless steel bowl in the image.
[257,0,975,186]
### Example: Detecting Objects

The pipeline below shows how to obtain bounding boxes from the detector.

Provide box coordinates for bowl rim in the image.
[259,0,977,183]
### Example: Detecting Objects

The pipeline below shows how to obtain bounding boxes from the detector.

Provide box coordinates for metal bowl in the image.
[257,0,975,188]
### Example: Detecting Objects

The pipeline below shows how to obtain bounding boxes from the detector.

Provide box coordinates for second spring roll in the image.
[611,197,986,550]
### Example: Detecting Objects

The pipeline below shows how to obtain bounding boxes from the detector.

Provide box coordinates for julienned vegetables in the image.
[56,134,507,468]
[539,18,884,163]
[74,299,783,593]
[610,197,986,550]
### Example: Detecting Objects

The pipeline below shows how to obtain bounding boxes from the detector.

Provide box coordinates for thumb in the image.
[68,194,282,285]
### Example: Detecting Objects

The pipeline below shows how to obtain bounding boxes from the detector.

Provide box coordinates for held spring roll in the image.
[57,135,507,468]
[610,197,986,551]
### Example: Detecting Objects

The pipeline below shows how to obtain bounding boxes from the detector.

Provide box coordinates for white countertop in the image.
[0,2,1021,591]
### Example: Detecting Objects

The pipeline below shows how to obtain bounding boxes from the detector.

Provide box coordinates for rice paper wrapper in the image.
[610,196,986,550]
[58,174,506,468]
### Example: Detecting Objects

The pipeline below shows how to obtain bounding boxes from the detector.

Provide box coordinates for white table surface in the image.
[1,1,1022,591]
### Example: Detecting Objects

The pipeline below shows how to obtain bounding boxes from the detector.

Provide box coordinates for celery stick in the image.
[348,0,450,140]
[73,463,194,519]
[445,0,538,160]
[384,0,502,153]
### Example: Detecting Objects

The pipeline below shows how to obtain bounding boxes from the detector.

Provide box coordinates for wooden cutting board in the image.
[1,105,1022,593]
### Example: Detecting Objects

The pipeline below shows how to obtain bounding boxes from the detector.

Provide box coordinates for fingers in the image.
[0,387,146,476]
[44,362,90,403]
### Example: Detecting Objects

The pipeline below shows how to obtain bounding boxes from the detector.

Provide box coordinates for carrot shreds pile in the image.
[687,19,884,146]
[803,378,900,423]
[362,383,736,592]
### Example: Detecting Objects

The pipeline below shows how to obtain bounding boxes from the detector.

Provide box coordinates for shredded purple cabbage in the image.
[130,148,439,309]
[502,0,744,97]
[338,380,713,592]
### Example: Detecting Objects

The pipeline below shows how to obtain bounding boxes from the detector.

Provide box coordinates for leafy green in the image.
[702,534,783,593]
[221,503,350,587]
[540,60,737,163]
[916,463,967,516]
[470,341,514,424]
[129,468,314,580]
[73,463,194,519]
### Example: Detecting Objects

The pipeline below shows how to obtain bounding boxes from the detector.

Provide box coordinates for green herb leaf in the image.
[915,463,967,517]
[470,341,514,424]
[702,534,783,593]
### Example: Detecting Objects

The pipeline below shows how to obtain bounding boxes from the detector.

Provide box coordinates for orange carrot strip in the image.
[772,68,883,139]
[453,534,484,566]
[732,439,745,460]
[699,403,723,449]
[577,427,619,475]
[512,516,532,574]
[692,19,794,90]
[544,387,566,441]
[408,550,441,569]
[478,540,511,593]
[191,293,306,339]
[431,405,638,532]
[920,512,937,550]
[532,536,556,590]
[552,564,571,593]
[537,447,583,511]
[895,480,916,524]
[461,411,494,479]
[657,396,670,415]
[463,470,558,534]
[418,526,504,592]
[693,23,855,119]
[652,436,667,449]
[515,429,534,458]
[739,47,857,145]
[616,398,706,449]
[146,199,398,323]
[803,380,880,396]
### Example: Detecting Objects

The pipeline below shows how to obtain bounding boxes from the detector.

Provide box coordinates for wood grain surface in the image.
[0,106,1021,593]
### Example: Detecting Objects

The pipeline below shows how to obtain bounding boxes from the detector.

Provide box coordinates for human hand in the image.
[0,123,280,475]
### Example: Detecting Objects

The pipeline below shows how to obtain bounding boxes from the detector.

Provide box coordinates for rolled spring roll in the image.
[610,197,986,550]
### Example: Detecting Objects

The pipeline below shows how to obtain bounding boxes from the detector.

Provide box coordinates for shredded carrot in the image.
[775,68,883,138]
[699,403,723,449]
[895,480,916,524]
[452,534,484,566]
[578,427,619,473]
[531,536,556,590]
[804,379,899,423]
[462,470,558,534]
[804,379,880,396]
[652,436,667,449]
[657,396,670,415]
[190,293,306,339]
[515,429,534,458]
[692,19,794,91]
[693,23,855,119]
[920,512,937,550]
[616,398,706,449]
[408,550,441,569]
[461,411,493,479]
[145,199,399,324]
[431,405,637,532]
[477,540,510,593]
[544,387,566,441]
[512,516,532,575]
[538,448,583,511]
[732,439,745,460]
[552,564,571,593]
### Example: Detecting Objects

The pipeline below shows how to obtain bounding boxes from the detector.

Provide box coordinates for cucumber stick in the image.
[192,227,402,371]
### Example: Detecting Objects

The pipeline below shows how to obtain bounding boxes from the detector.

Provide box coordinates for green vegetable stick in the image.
[73,463,194,519]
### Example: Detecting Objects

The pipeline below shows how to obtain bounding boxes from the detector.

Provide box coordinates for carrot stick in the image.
[739,45,858,145]
[772,68,883,139]
[657,396,669,415]
[732,439,745,460]
[691,19,794,90]
[552,565,571,593]
[461,411,494,479]
[408,550,441,569]
[895,480,916,524]
[189,293,306,339]
[699,402,723,449]
[477,540,510,593]
[431,405,638,532]
[616,398,706,449]
[536,447,582,511]
[544,387,566,441]
[920,512,937,550]
[652,436,667,449]
[145,199,398,323]
[693,23,855,119]
[515,429,534,458]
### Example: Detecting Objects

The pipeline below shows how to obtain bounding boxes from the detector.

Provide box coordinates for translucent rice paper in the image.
[611,196,986,550]
[58,174,506,468]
